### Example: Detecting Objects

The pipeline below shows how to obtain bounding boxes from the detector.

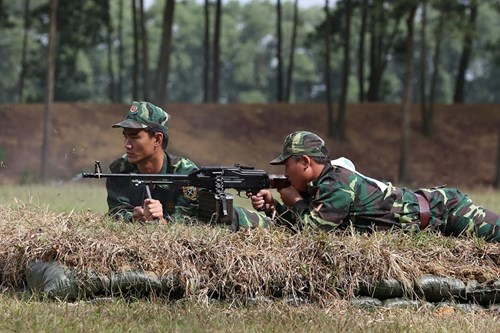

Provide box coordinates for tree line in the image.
[2,0,499,106]
[0,0,499,185]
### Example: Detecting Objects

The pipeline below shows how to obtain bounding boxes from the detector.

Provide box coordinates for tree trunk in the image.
[357,0,367,102]
[105,0,116,102]
[495,127,500,189]
[427,11,445,137]
[419,0,429,136]
[154,0,175,106]
[139,0,149,100]
[117,0,124,102]
[398,5,417,184]
[453,1,477,103]
[18,0,30,102]
[367,1,381,101]
[337,0,351,142]
[367,3,401,102]
[131,0,139,100]
[285,0,299,102]
[276,0,283,102]
[41,0,58,183]
[203,0,211,103]
[211,0,221,102]
[324,0,334,138]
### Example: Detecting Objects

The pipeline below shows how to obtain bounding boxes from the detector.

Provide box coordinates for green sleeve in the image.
[171,158,199,220]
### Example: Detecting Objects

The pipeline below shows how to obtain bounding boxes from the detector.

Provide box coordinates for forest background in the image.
[0,0,499,188]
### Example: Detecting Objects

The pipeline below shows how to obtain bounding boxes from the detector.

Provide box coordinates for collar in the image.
[307,163,333,196]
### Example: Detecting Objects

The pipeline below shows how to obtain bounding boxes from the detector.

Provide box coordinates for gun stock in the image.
[269,175,290,190]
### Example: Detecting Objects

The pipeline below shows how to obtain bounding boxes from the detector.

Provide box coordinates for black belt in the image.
[415,193,430,230]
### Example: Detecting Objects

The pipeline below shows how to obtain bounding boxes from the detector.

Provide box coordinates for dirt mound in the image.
[0,102,498,188]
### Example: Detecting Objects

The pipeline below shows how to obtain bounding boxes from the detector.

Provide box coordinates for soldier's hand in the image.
[132,206,147,222]
[278,185,303,206]
[143,198,165,222]
[248,189,275,212]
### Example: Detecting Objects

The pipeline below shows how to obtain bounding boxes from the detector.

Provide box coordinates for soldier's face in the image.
[284,157,308,192]
[122,128,156,164]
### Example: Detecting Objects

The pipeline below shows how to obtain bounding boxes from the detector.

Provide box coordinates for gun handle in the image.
[145,185,161,224]
[248,189,268,212]
[218,193,228,216]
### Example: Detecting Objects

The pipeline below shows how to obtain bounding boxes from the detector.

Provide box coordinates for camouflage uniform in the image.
[268,131,500,242]
[106,101,199,222]
[106,152,199,222]
[233,206,271,229]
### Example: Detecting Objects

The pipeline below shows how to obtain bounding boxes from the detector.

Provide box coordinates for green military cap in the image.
[270,131,328,165]
[112,101,170,135]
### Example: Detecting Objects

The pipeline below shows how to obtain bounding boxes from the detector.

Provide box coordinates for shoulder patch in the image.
[182,186,198,200]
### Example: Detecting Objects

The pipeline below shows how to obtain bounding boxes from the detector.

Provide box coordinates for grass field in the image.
[1,182,499,213]
[0,184,499,332]
[1,293,499,333]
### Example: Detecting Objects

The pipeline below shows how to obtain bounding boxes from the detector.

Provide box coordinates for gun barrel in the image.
[81,172,190,182]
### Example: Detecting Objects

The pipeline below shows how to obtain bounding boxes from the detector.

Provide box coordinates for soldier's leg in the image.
[443,188,500,242]
[232,206,272,231]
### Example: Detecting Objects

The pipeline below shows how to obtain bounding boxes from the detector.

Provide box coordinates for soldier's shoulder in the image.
[109,155,134,173]
[168,153,198,173]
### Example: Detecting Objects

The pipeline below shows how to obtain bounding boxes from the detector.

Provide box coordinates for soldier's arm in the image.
[278,182,353,231]
[171,159,199,220]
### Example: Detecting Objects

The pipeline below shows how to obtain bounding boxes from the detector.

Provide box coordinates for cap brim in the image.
[112,119,146,129]
[269,154,289,165]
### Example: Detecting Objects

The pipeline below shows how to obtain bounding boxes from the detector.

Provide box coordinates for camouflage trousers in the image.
[418,187,500,242]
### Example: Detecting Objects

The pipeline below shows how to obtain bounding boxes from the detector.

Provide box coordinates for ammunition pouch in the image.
[198,189,234,225]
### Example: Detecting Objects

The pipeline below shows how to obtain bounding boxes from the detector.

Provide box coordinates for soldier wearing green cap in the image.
[249,131,500,242]
[106,101,198,223]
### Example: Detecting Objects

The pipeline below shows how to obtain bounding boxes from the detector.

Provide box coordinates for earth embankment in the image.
[0,103,498,188]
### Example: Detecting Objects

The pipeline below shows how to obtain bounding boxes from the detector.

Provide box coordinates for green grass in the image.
[0,183,498,214]
[0,294,498,333]
[0,183,261,214]
[461,188,500,212]
[0,182,108,213]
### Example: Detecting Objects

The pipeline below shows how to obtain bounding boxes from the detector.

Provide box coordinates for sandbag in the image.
[357,278,405,300]
[81,270,110,296]
[382,298,421,309]
[26,260,79,300]
[110,270,162,297]
[351,296,383,308]
[415,275,466,302]
[465,280,499,306]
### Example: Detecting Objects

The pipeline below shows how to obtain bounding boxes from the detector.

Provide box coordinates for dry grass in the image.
[1,201,498,304]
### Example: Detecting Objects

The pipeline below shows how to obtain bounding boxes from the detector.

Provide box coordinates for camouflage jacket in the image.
[106,152,199,222]
[275,163,423,232]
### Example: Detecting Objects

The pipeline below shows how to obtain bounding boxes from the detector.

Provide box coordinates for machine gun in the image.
[82,161,290,223]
